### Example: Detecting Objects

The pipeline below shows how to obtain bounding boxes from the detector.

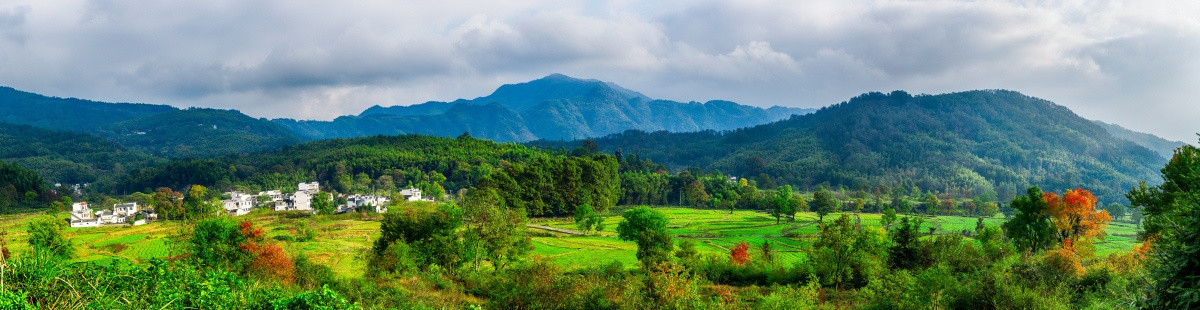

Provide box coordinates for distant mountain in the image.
[1093,120,1187,159]
[0,86,175,132]
[0,123,162,185]
[541,90,1164,204]
[100,108,303,158]
[0,86,304,158]
[277,74,813,141]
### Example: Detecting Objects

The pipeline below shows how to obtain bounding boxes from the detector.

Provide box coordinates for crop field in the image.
[0,206,1144,277]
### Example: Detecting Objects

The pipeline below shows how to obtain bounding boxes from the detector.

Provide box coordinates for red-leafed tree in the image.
[730,241,750,266]
[1043,188,1112,252]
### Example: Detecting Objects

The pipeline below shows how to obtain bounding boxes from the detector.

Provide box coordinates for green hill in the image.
[1093,120,1188,159]
[0,123,163,185]
[102,108,303,158]
[278,74,812,142]
[0,86,175,133]
[541,90,1164,204]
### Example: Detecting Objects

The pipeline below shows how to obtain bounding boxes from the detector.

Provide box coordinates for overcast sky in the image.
[1,1,1197,141]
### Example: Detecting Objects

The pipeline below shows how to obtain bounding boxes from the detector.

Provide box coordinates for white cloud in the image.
[0,0,1197,141]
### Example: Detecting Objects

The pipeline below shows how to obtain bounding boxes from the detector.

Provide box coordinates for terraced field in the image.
[0,206,1145,277]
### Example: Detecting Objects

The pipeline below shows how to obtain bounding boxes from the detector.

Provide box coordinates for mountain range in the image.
[536,90,1171,204]
[273,74,813,142]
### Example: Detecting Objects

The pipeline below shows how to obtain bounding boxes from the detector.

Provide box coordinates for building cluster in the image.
[69,202,157,228]
[69,181,435,228]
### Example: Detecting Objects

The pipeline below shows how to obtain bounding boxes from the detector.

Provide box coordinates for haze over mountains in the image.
[274,74,813,142]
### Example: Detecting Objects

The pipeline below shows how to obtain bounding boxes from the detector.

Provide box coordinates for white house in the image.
[346,195,390,213]
[298,182,320,194]
[277,191,315,213]
[113,202,138,216]
[399,188,423,201]
[69,202,99,228]
[221,191,255,216]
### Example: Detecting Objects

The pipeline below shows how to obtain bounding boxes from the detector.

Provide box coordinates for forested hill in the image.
[0,123,163,186]
[116,134,619,217]
[1094,120,1188,159]
[0,86,305,158]
[0,86,175,132]
[100,108,303,158]
[540,90,1164,204]
[274,74,813,142]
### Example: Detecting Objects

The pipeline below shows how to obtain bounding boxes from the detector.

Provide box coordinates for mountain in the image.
[100,108,304,158]
[0,123,163,185]
[540,90,1164,204]
[276,74,813,141]
[0,86,304,158]
[0,86,176,132]
[1093,120,1187,159]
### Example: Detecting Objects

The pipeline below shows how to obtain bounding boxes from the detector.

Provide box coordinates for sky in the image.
[1,0,1198,141]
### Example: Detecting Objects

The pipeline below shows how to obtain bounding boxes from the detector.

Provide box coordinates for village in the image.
[67,181,431,228]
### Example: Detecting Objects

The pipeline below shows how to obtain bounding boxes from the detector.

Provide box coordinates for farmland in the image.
[1,205,1143,278]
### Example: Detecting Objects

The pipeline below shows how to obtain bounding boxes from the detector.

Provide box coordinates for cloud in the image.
[0,0,1197,141]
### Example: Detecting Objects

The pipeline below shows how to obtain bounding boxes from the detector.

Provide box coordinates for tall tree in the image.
[811,187,838,223]
[616,206,673,266]
[1127,143,1200,309]
[1002,187,1057,253]
[27,215,73,258]
[1043,188,1111,252]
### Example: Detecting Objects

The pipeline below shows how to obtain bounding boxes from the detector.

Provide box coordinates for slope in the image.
[101,108,304,158]
[0,123,163,185]
[549,90,1163,204]
[0,86,175,132]
[1093,120,1187,159]
[279,74,813,142]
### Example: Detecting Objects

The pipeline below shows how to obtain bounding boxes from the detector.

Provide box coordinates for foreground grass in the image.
[0,206,1144,277]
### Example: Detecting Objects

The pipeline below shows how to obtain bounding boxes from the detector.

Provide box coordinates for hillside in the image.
[1094,120,1187,159]
[0,123,163,185]
[542,90,1164,204]
[276,74,813,141]
[101,108,304,158]
[0,86,176,132]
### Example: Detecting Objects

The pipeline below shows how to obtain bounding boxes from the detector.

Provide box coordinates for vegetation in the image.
[1128,142,1200,309]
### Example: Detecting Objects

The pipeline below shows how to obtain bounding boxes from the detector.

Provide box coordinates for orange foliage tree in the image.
[1043,188,1112,252]
[730,241,750,266]
[237,221,295,284]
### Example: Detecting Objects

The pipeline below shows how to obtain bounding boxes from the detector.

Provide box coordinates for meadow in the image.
[0,206,1143,277]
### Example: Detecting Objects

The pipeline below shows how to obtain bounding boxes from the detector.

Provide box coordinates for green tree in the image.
[371,204,464,273]
[184,185,219,219]
[811,187,839,223]
[573,203,605,235]
[891,195,913,214]
[463,188,531,271]
[922,193,940,215]
[27,215,73,258]
[152,187,185,220]
[683,180,711,208]
[880,206,897,229]
[312,192,334,215]
[1127,143,1200,309]
[617,206,673,266]
[1002,187,1057,253]
[770,186,798,224]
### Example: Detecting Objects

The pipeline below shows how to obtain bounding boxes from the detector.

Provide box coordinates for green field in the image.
[0,206,1144,277]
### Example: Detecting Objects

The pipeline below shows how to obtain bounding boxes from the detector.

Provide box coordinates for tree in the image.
[880,206,897,229]
[1043,188,1111,253]
[1002,187,1057,253]
[811,187,838,223]
[730,241,750,266]
[617,207,673,266]
[1103,202,1127,222]
[922,193,940,215]
[760,240,774,263]
[371,204,464,273]
[888,217,925,270]
[1127,142,1200,309]
[683,180,711,208]
[312,192,334,215]
[814,215,888,289]
[462,188,531,271]
[675,239,698,260]
[892,195,913,214]
[573,204,604,235]
[28,215,73,258]
[184,185,220,219]
[770,186,798,224]
[152,187,185,220]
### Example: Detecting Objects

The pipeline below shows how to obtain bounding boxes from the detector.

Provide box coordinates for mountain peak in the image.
[482,74,650,111]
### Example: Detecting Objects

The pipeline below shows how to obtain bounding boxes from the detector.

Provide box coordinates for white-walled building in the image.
[222,191,255,216]
[69,202,99,228]
[346,195,390,213]
[298,182,319,194]
[400,188,423,201]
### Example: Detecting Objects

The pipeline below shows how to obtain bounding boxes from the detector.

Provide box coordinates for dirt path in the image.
[526,224,585,236]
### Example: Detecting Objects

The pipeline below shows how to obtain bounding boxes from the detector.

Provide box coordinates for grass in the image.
[0,206,1146,277]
